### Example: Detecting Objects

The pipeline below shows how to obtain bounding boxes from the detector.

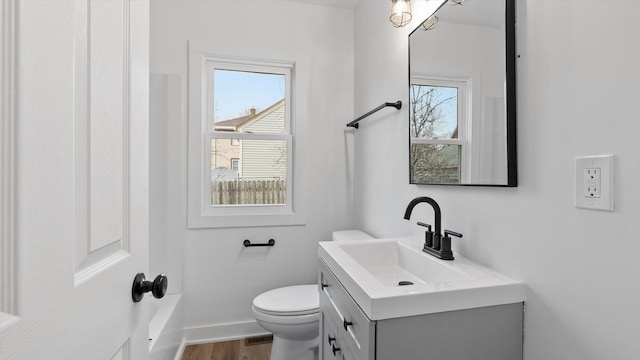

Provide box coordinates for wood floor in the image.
[181,339,272,360]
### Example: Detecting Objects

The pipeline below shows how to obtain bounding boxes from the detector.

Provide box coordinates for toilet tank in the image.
[331,230,374,242]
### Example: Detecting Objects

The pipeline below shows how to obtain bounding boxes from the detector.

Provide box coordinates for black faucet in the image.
[403,197,462,260]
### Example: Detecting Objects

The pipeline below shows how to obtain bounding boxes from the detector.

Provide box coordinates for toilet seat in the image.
[252,306,319,327]
[253,285,319,316]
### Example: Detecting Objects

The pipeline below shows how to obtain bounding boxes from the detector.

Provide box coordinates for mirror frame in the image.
[408,0,517,187]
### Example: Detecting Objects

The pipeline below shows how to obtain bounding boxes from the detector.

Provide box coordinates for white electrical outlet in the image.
[575,155,614,211]
[583,168,601,198]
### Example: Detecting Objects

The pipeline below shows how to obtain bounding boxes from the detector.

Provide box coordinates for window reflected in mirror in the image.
[410,78,467,184]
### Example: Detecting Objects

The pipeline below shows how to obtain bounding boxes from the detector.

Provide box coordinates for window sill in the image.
[187,211,306,229]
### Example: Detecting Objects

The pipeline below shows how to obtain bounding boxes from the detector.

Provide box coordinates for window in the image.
[188,54,302,228]
[409,76,469,184]
[230,159,239,171]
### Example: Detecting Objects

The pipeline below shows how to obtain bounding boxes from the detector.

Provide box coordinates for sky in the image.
[411,84,458,138]
[434,86,458,138]
[213,69,285,122]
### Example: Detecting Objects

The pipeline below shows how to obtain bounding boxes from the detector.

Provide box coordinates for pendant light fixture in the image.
[419,15,438,31]
[390,0,412,28]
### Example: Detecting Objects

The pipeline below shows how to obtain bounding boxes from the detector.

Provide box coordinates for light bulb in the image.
[394,0,406,15]
[390,0,412,28]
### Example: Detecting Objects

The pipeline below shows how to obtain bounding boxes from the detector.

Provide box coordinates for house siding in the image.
[244,101,285,134]
[241,139,286,180]
[241,101,286,179]
[211,138,240,172]
[210,101,286,180]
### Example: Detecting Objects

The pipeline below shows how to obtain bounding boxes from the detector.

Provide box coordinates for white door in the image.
[1,0,150,359]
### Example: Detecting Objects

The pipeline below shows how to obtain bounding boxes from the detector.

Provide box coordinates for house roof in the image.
[214,114,254,130]
[214,99,284,132]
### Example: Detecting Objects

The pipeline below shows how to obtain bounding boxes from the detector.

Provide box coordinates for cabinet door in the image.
[323,319,356,360]
[337,341,357,360]
[321,308,340,360]
[320,262,376,360]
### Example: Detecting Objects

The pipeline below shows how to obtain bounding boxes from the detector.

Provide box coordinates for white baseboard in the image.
[172,338,187,360]
[184,320,270,345]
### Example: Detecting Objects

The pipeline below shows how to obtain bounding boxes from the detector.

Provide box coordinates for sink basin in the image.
[318,237,525,320]
[339,241,470,286]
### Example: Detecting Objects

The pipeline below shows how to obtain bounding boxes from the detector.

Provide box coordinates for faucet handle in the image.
[444,230,463,238]
[416,222,431,231]
[417,222,434,248]
[439,230,462,261]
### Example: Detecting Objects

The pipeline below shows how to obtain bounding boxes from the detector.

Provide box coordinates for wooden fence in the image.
[211,179,286,205]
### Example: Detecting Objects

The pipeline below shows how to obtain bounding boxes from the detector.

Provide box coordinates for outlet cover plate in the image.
[575,155,614,211]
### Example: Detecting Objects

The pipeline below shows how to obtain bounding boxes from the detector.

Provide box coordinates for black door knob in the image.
[132,273,168,303]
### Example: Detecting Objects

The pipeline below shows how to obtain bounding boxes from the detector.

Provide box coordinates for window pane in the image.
[410,85,458,139]
[212,69,285,134]
[210,138,287,206]
[410,143,461,184]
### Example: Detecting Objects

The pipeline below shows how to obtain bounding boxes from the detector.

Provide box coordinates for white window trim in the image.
[187,51,304,228]
[410,73,472,183]
[230,158,239,170]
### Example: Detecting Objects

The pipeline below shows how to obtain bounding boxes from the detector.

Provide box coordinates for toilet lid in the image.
[253,285,319,316]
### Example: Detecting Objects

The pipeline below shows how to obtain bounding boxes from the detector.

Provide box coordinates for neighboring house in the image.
[211,99,286,181]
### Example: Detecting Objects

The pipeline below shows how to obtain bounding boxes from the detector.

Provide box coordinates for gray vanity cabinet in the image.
[320,261,375,360]
[319,261,523,360]
[320,307,358,360]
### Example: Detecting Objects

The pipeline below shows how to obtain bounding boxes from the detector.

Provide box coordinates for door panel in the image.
[0,0,149,359]
[0,0,17,320]
[87,0,126,253]
[74,0,131,281]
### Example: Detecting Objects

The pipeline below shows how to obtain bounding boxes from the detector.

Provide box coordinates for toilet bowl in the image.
[251,230,373,360]
[252,285,320,360]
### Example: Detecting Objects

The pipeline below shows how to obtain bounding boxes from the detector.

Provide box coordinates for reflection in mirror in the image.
[409,0,516,186]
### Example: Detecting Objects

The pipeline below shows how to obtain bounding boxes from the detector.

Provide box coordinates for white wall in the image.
[354,1,640,359]
[150,0,355,341]
[150,74,184,295]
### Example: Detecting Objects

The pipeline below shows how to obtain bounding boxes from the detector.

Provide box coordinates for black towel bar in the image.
[243,239,276,247]
[346,101,402,129]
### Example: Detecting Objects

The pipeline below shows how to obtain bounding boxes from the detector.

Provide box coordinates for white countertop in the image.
[318,237,525,320]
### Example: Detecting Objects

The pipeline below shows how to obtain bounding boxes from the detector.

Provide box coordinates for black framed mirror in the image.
[408,0,516,186]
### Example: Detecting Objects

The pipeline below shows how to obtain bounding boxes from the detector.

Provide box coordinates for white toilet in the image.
[251,230,374,360]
